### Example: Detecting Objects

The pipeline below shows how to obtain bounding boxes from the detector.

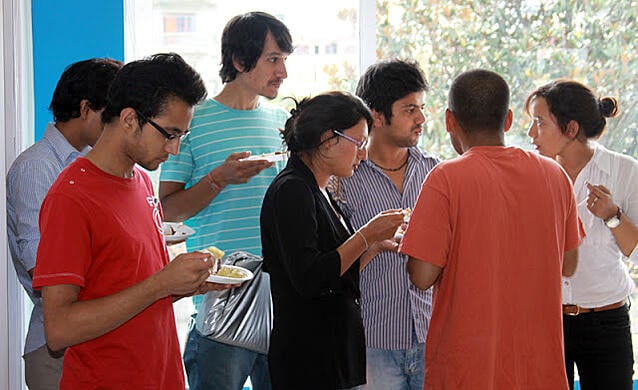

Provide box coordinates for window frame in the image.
[2,0,34,389]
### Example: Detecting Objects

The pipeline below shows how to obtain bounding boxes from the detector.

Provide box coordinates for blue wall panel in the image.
[31,0,124,141]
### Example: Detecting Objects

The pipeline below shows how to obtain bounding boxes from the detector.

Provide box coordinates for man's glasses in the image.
[332,130,367,150]
[136,110,189,142]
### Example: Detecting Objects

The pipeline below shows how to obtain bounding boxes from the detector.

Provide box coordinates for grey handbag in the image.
[195,251,272,354]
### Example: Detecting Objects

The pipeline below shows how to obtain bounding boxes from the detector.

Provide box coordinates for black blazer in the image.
[260,155,365,389]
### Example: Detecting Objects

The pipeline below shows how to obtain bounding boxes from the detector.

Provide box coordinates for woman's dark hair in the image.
[355,59,428,122]
[219,11,293,83]
[49,58,123,122]
[101,53,207,124]
[525,79,619,139]
[282,91,373,154]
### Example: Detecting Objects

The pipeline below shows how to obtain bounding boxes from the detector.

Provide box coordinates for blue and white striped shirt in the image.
[160,99,287,309]
[7,123,86,354]
[335,146,438,349]
[160,99,288,254]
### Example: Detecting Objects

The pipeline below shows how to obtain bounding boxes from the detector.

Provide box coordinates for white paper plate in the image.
[162,222,195,243]
[239,152,289,162]
[207,265,254,284]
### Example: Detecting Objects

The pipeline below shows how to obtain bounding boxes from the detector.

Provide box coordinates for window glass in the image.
[127,2,360,388]
[163,14,195,34]
[129,0,360,103]
[378,0,638,161]
[378,0,638,380]
[127,0,638,385]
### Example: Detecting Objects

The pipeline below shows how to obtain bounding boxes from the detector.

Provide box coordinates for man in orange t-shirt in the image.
[400,69,584,390]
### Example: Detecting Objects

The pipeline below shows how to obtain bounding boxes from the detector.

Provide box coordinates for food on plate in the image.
[206,246,225,259]
[216,266,247,279]
[402,207,412,220]
[395,208,413,240]
[240,151,289,162]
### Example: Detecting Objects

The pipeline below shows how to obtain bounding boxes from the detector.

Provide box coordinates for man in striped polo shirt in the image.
[333,59,438,389]
[159,12,293,390]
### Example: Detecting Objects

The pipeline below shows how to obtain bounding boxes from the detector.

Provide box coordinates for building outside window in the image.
[163,14,195,33]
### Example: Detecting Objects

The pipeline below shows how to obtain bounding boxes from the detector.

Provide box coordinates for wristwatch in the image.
[605,207,622,229]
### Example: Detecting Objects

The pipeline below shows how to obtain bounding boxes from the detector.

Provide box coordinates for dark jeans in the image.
[563,303,634,390]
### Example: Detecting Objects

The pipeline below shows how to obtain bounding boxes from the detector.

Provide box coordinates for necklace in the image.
[369,155,409,172]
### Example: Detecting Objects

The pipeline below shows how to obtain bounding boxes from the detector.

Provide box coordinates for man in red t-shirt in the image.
[33,54,233,389]
[401,69,584,390]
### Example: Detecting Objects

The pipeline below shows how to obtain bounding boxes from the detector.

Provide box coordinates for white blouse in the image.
[563,142,638,307]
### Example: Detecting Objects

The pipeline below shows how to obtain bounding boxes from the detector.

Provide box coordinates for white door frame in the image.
[2,1,34,389]
[359,0,377,73]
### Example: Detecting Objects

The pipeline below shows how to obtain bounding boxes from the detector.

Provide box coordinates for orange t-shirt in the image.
[401,146,584,390]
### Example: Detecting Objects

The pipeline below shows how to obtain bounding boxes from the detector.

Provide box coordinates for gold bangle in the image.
[355,230,369,251]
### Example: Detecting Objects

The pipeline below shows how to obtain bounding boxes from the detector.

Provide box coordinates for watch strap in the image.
[604,206,622,228]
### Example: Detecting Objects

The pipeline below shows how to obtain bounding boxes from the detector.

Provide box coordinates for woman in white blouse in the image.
[526,79,638,390]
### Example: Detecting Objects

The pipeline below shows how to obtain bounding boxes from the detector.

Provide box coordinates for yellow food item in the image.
[402,208,412,221]
[206,246,225,259]
[217,266,246,278]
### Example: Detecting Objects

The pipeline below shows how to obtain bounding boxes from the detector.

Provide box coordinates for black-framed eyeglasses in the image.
[136,110,190,142]
[332,130,367,150]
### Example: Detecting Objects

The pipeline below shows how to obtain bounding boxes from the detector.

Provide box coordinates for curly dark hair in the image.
[355,59,428,122]
[101,53,207,125]
[49,58,122,122]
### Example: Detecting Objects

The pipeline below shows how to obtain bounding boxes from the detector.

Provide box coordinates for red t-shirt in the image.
[401,147,584,390]
[33,158,184,390]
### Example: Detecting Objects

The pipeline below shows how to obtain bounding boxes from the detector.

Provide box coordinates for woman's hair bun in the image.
[599,97,619,118]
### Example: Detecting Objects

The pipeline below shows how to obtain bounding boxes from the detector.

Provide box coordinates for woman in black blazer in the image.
[260,91,404,389]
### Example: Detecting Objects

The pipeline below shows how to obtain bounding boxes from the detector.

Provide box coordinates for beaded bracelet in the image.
[206,171,224,192]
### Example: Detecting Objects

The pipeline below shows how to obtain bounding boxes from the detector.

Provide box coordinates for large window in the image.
[129,0,638,160]
[377,0,638,160]
[125,0,638,386]
[377,0,638,382]
[126,0,362,104]
[125,1,362,387]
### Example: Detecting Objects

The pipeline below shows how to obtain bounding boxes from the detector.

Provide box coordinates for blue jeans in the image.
[362,342,425,390]
[183,327,271,390]
[564,304,634,390]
